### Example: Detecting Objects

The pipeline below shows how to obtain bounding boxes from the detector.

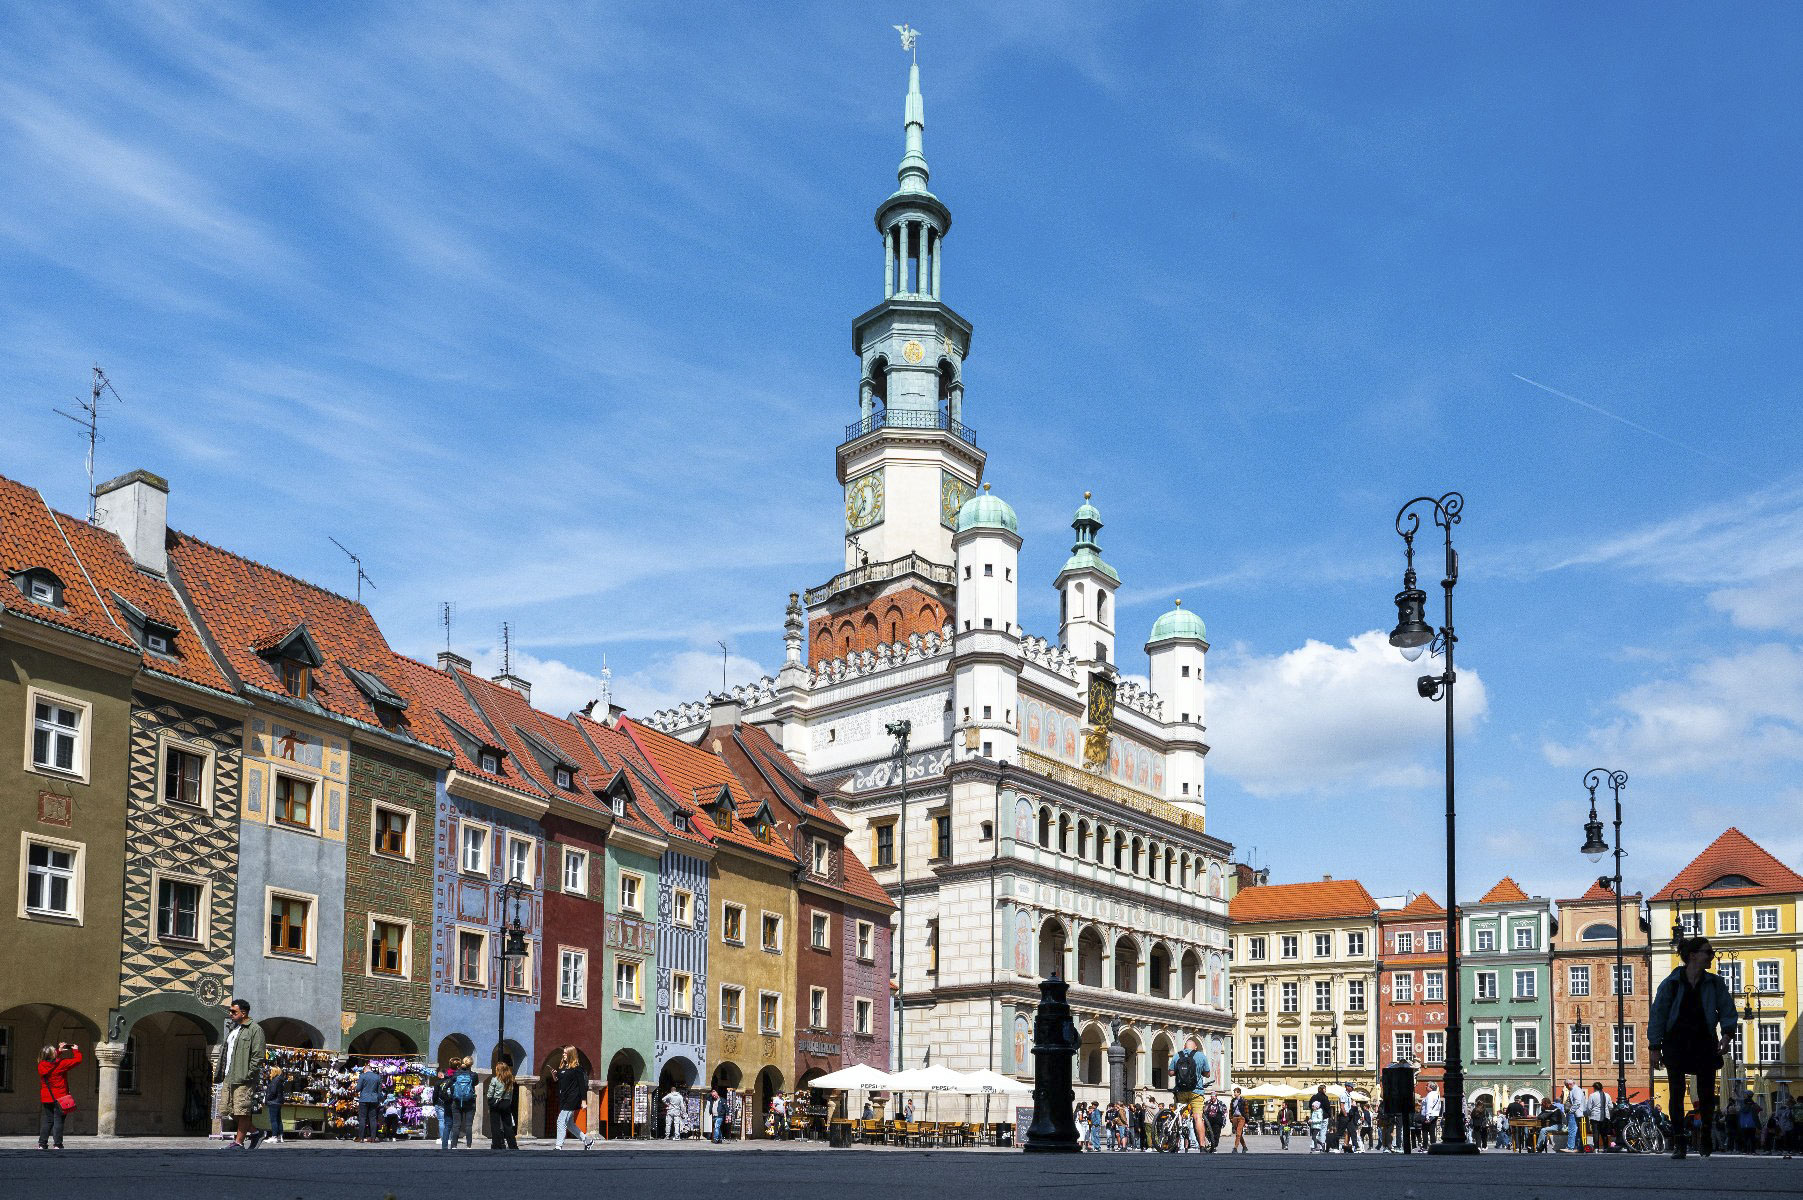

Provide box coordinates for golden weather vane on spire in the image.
[894,22,918,59]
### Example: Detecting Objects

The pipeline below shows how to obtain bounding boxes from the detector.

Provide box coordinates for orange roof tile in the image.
[1651,827,1803,901]
[1479,876,1531,904]
[1383,892,1444,919]
[0,475,135,652]
[169,532,443,749]
[53,514,234,694]
[623,718,795,864]
[566,711,709,847]
[1229,878,1377,923]
[388,655,535,796]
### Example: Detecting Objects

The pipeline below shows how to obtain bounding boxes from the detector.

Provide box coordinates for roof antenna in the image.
[501,622,513,676]
[717,640,729,693]
[55,365,123,521]
[599,653,612,712]
[440,601,456,652]
[328,536,376,603]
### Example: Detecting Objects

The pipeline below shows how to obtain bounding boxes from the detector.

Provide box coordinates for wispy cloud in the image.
[1511,373,1732,467]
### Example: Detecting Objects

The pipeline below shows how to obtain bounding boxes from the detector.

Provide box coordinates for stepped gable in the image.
[1228,878,1377,922]
[54,512,232,693]
[389,655,541,799]
[1652,827,1803,901]
[0,474,135,651]
[621,717,796,864]
[1479,876,1531,904]
[169,531,442,747]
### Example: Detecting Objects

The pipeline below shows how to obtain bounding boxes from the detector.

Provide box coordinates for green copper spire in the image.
[1061,491,1120,584]
[898,61,929,195]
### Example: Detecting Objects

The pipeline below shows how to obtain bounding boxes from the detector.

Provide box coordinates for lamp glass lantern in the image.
[1389,580,1433,662]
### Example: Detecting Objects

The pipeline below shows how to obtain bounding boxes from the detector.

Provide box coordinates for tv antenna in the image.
[327,537,377,602]
[500,622,514,676]
[54,366,124,521]
[717,640,730,693]
[439,601,456,652]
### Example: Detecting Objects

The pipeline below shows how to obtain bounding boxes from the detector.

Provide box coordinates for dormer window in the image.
[256,623,324,702]
[145,630,172,655]
[12,568,64,609]
[672,811,688,831]
[279,659,310,698]
[554,766,573,790]
[479,751,501,774]
[611,793,625,817]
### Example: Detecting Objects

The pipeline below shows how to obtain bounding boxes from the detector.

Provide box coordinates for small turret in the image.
[1055,492,1119,666]
[1147,599,1208,813]
[953,484,1021,763]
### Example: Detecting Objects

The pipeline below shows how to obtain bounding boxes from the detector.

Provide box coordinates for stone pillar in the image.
[932,226,942,297]
[472,1070,489,1140]
[518,1075,539,1140]
[1107,1033,1127,1105]
[884,224,895,298]
[95,1040,127,1137]
[907,221,920,293]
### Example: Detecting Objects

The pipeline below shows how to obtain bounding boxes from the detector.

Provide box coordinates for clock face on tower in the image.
[940,470,973,529]
[845,470,885,532]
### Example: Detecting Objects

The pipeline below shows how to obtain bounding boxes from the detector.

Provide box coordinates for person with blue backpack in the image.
[449,1057,478,1148]
[1167,1036,1213,1153]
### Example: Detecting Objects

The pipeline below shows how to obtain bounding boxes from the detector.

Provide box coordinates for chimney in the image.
[93,469,169,575]
[708,693,741,728]
[438,650,472,674]
[494,671,532,703]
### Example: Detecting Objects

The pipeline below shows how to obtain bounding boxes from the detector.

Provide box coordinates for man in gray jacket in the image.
[216,998,268,1149]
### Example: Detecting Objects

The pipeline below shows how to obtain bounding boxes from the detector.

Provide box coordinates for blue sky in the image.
[5,2,1801,904]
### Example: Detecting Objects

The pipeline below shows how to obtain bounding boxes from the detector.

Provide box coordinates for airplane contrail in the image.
[1511,373,1731,467]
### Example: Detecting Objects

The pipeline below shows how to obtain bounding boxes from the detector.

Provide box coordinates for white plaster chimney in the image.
[93,469,169,576]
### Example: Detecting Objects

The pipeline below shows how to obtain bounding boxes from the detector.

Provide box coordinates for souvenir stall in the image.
[252,1047,431,1139]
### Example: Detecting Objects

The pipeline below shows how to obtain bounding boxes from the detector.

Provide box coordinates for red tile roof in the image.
[567,711,707,847]
[0,475,135,652]
[1229,878,1377,923]
[1479,877,1530,904]
[53,514,234,694]
[1651,827,1803,901]
[387,655,530,794]
[169,532,443,749]
[1383,892,1444,919]
[623,718,796,864]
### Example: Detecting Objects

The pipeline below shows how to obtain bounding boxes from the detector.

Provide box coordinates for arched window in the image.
[1580,923,1618,942]
[1098,590,1109,624]
[1058,814,1072,854]
[1094,825,1108,864]
[1165,849,1176,883]
[868,355,889,408]
[1180,855,1191,889]
[1114,832,1126,872]
[1131,838,1143,875]
[1077,820,1090,859]
[1037,806,1052,849]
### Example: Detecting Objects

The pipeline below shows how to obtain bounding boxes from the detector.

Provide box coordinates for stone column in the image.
[517,1074,538,1140]
[884,224,895,298]
[95,1040,127,1137]
[1107,1034,1127,1105]
[472,1070,489,1140]
[932,226,942,296]
[908,221,920,293]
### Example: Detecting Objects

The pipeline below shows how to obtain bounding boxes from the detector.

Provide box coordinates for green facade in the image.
[1459,895,1556,1112]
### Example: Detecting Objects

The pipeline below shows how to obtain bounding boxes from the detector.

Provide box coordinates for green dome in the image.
[1149,600,1207,644]
[1073,500,1101,524]
[956,486,1018,534]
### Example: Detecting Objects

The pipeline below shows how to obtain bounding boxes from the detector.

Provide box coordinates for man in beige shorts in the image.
[216,998,268,1149]
[1167,1036,1213,1152]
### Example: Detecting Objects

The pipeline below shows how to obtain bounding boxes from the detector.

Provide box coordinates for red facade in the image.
[1377,894,1454,1096]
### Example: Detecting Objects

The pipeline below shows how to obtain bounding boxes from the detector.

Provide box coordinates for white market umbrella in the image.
[1238,1083,1291,1100]
[887,1064,968,1123]
[810,1064,893,1090]
[1349,1090,1373,1104]
[959,1069,1032,1095]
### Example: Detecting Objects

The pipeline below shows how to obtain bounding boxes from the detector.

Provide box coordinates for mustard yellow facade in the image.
[705,842,799,1130]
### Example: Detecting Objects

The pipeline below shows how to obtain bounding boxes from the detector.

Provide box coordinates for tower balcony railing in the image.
[843,407,977,447]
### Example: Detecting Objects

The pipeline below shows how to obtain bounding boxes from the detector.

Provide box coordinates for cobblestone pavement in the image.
[2,1132,1799,1200]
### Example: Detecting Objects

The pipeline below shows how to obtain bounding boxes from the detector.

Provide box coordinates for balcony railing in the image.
[843,407,977,446]
[803,552,956,606]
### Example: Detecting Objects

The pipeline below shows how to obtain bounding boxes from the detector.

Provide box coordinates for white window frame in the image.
[1721,960,1744,994]
[1513,1023,1539,1062]
[554,765,573,790]
[365,913,412,980]
[1473,925,1496,952]
[1513,969,1537,999]
[1423,1030,1446,1064]
[1754,907,1780,934]
[719,984,744,1030]
[562,847,588,896]
[809,985,829,1030]
[1570,1023,1592,1065]
[1425,930,1443,952]
[558,946,587,1007]
[1513,923,1535,950]
[614,956,644,1009]
[1346,1032,1366,1068]
[1392,972,1414,1004]
[1679,911,1701,937]
[1280,982,1299,1013]
[1475,971,1498,1000]
[854,996,873,1036]
[155,732,216,813]
[503,940,533,995]
[504,833,533,885]
[671,887,694,927]
[722,902,745,945]
[856,919,875,962]
[811,911,831,951]
[1756,959,1782,993]
[1314,1033,1332,1067]
[1474,1024,1500,1062]
[370,801,414,861]
[1347,930,1366,956]
[1568,964,1590,997]
[20,833,85,924]
[1424,971,1445,1002]
[1249,1034,1266,1067]
[1393,1031,1415,1063]
[670,969,693,1015]
[1248,982,1266,1013]
[459,820,491,876]
[1247,936,1267,961]
[478,750,501,774]
[618,870,644,915]
[1314,979,1333,1012]
[1716,909,1743,935]
[270,770,321,835]
[1612,963,1634,996]
[455,926,489,987]
[264,886,318,962]
[758,990,782,1035]
[150,869,209,947]
[1612,1023,1636,1065]
[1395,931,1414,954]
[761,910,783,953]
[25,687,90,782]
[1279,934,1299,959]
[1281,1035,1298,1068]
[1758,1021,1782,1064]
[811,838,829,877]
[1314,932,1332,958]
[1347,978,1367,1012]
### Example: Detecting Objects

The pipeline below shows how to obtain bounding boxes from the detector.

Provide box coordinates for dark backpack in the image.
[1172,1053,1199,1094]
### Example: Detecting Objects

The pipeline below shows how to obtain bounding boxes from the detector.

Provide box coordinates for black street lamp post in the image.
[1330,1018,1341,1089]
[495,878,530,1073]
[1388,491,1477,1155]
[887,719,912,1071]
[1579,768,1629,1140]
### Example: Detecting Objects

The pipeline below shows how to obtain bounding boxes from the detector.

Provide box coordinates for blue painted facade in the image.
[654,849,709,1086]
[429,776,543,1069]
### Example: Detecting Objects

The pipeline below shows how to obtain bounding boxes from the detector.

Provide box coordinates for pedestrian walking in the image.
[710,1087,727,1143]
[355,1060,382,1142]
[1561,1079,1583,1151]
[214,998,267,1150]
[1650,935,1738,1160]
[449,1057,477,1148]
[1585,1083,1613,1152]
[1167,1036,1212,1152]
[1420,1083,1442,1146]
[263,1067,287,1143]
[1229,1087,1249,1153]
[487,1059,519,1150]
[37,1042,81,1151]
[1740,1095,1763,1153]
[1307,1085,1329,1152]
[551,1046,594,1149]
[434,1058,458,1149]
[663,1087,686,1140]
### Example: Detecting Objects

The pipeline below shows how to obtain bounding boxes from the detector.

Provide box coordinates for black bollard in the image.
[1023,976,1082,1153]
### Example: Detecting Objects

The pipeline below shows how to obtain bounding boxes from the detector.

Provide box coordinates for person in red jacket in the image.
[39,1042,81,1150]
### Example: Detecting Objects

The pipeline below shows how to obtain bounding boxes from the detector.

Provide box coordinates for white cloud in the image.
[1206,630,1488,798]
[1708,568,1803,634]
[1544,643,1803,775]
[464,646,769,720]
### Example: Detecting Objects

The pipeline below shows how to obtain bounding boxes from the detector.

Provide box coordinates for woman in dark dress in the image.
[1650,936,1738,1159]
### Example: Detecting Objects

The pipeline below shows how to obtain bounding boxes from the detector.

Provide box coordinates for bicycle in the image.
[1615,1104,1663,1154]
